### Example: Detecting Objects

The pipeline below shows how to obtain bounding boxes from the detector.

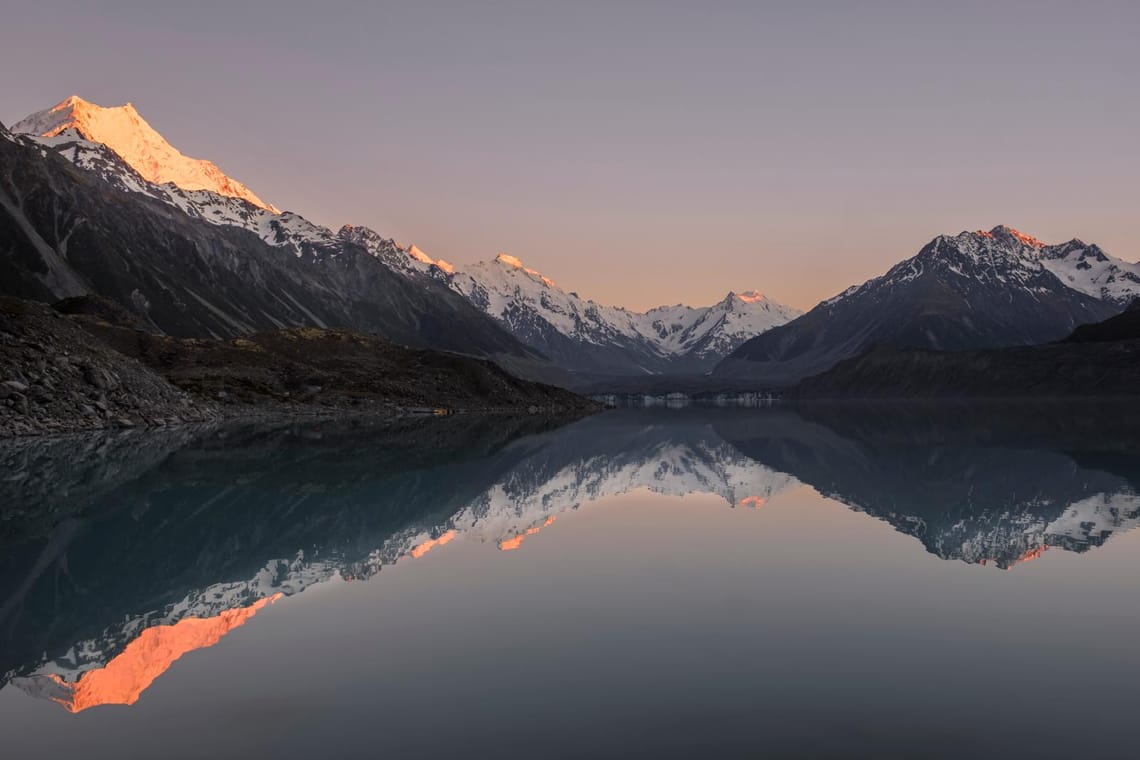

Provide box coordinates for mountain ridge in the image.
[715,225,1125,386]
[10,96,802,378]
[13,96,279,212]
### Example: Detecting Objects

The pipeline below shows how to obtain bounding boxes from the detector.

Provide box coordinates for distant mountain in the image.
[340,225,801,374]
[715,226,1125,385]
[13,96,278,212]
[1,109,561,382]
[1040,239,1140,305]
[794,298,1140,399]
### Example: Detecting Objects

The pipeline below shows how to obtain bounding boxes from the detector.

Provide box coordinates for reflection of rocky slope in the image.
[716,404,1140,568]
[4,406,1139,710]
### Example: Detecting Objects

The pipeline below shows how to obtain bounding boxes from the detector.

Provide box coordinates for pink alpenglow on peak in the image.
[405,243,455,273]
[494,253,556,288]
[734,291,768,304]
[975,225,1045,248]
[12,95,279,213]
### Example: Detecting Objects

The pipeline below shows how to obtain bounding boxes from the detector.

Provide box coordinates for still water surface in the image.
[2,405,1139,758]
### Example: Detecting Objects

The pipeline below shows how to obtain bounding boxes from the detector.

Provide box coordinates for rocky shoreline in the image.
[0,297,599,438]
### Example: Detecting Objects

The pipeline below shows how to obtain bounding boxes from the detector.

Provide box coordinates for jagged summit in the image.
[12,95,278,213]
[975,225,1046,248]
[493,253,556,287]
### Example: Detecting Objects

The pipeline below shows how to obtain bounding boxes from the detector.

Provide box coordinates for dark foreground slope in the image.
[0,123,556,380]
[0,297,596,436]
[795,300,1140,399]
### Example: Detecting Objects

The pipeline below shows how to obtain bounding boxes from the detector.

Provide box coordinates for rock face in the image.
[0,122,555,380]
[715,226,1125,386]
[0,298,215,436]
[793,299,1140,399]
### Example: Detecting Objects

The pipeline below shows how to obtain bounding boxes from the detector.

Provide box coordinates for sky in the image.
[2,0,1138,311]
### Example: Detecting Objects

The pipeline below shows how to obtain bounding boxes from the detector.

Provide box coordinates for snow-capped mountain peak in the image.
[12,96,278,213]
[494,253,557,288]
[978,225,1045,248]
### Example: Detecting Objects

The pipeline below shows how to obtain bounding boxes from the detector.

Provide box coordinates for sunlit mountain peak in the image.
[12,95,278,213]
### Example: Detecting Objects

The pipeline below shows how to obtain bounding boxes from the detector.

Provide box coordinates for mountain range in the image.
[2,95,1138,395]
[2,96,800,380]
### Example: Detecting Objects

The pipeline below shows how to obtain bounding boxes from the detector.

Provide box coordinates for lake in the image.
[2,404,1139,759]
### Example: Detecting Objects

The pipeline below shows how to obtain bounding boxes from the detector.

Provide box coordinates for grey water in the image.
[2,404,1139,759]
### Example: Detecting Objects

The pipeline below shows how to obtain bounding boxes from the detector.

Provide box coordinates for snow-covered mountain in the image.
[3,103,552,373]
[448,255,801,373]
[717,226,1128,385]
[339,225,801,374]
[13,96,278,212]
[1039,238,1140,305]
[10,96,800,375]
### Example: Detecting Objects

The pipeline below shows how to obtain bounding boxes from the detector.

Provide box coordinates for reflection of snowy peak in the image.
[7,419,794,700]
[447,435,795,549]
[6,410,1140,712]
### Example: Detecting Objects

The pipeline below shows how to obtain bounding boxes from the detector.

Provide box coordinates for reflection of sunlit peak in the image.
[410,529,458,559]
[980,545,1048,570]
[1009,545,1047,568]
[498,516,557,552]
[19,595,281,713]
[738,495,766,508]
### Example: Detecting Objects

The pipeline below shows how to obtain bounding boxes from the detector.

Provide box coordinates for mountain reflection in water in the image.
[1,404,1138,713]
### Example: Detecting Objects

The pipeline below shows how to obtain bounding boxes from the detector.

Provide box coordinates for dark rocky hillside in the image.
[794,300,1140,399]
[0,297,596,436]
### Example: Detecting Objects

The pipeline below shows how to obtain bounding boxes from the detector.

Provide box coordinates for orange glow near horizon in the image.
[738,495,767,508]
[410,529,458,559]
[498,516,557,551]
[41,594,282,713]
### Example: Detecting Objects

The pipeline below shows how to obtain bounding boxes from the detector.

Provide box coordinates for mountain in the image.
[794,298,1140,399]
[338,228,801,375]
[7,96,797,380]
[1,107,562,383]
[1039,239,1140,305]
[715,226,1125,386]
[12,96,278,212]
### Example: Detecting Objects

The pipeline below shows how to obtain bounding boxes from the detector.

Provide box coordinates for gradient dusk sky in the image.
[3,1,1138,311]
